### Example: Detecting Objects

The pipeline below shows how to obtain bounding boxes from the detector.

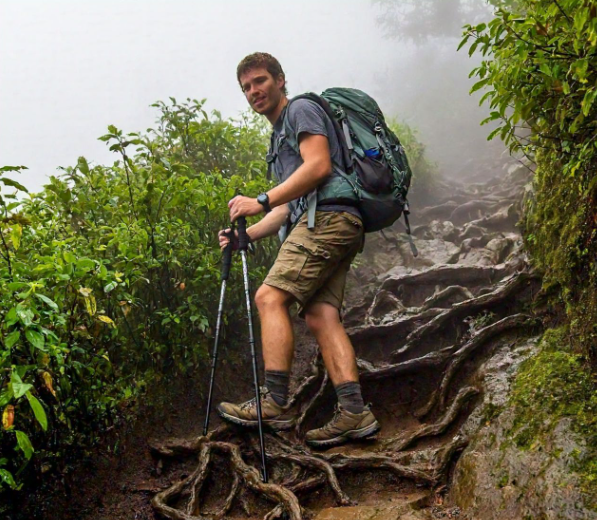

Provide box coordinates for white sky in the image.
[1,0,414,191]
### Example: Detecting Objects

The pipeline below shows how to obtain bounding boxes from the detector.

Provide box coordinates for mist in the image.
[0,0,498,192]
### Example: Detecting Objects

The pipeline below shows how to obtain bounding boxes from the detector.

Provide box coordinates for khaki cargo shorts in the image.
[264,210,364,315]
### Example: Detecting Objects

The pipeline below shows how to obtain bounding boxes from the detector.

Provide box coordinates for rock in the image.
[450,337,597,519]
[314,493,431,520]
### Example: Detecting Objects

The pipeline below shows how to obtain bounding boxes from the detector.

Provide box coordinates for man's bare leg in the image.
[303,301,379,446]
[216,283,297,428]
[254,284,295,371]
[304,301,359,385]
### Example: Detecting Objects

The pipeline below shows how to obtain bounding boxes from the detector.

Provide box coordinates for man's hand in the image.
[218,228,238,251]
[228,195,263,222]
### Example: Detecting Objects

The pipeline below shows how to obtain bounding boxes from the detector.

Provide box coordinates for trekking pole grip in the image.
[221,227,234,281]
[237,217,250,251]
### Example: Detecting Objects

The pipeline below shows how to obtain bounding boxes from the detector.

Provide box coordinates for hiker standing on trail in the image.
[216,52,380,447]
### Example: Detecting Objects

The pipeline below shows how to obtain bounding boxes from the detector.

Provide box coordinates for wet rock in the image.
[396,239,461,269]
[451,338,597,519]
[314,494,431,520]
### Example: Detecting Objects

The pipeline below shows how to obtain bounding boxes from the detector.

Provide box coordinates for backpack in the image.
[267,87,417,255]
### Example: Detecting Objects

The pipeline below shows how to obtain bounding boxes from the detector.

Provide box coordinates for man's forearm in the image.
[247,205,289,241]
[267,159,330,209]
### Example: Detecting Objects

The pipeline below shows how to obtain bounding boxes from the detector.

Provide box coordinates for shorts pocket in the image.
[278,241,309,282]
[283,240,331,282]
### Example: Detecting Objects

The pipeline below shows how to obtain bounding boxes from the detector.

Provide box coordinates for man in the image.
[217,52,380,447]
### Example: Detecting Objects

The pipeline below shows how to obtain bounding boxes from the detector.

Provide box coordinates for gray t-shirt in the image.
[270,98,360,220]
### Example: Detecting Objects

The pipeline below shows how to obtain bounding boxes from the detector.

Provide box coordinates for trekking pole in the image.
[237,216,268,483]
[203,226,235,436]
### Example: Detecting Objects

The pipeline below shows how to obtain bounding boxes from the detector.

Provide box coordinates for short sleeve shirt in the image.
[270,98,360,219]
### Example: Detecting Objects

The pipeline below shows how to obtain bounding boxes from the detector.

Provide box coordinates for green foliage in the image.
[0,99,274,493]
[462,0,597,362]
[388,119,438,200]
[509,327,597,498]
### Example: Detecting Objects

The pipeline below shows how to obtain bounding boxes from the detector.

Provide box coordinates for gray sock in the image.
[335,381,365,414]
[265,370,290,406]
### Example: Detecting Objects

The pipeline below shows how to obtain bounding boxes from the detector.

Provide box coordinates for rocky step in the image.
[314,492,431,520]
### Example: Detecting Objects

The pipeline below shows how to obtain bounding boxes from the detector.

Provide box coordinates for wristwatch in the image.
[257,193,272,213]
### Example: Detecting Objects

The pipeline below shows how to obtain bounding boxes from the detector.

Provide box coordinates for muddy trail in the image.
[18,160,541,520]
[147,161,542,520]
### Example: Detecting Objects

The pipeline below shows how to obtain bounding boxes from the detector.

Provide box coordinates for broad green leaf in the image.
[4,330,20,349]
[34,293,58,312]
[25,329,45,351]
[63,251,76,264]
[4,307,18,327]
[15,304,34,327]
[26,392,47,431]
[0,178,28,192]
[77,156,90,175]
[0,468,17,489]
[15,430,34,460]
[76,258,95,271]
[581,88,597,116]
[12,379,32,400]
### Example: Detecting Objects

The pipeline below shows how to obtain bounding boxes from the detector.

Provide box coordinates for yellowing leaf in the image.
[10,224,22,251]
[41,372,56,397]
[84,295,97,316]
[97,315,116,328]
[2,405,14,430]
[78,287,92,298]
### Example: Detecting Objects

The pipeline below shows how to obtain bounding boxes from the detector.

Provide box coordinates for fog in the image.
[1,0,498,192]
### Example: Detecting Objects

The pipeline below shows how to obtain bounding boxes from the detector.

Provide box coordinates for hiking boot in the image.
[217,387,296,431]
[305,404,380,447]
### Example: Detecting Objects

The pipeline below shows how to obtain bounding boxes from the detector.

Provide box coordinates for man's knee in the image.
[255,284,293,313]
[305,302,341,335]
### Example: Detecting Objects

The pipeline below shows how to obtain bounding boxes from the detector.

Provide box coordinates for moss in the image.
[497,473,510,489]
[508,326,597,504]
[522,150,597,366]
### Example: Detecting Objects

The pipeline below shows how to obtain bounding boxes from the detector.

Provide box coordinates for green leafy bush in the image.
[389,120,438,201]
[0,99,274,492]
[462,0,597,363]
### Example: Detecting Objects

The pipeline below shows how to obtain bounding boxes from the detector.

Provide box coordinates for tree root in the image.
[321,452,436,484]
[186,444,212,516]
[392,271,538,360]
[359,345,457,381]
[295,369,329,433]
[416,314,538,418]
[382,386,479,451]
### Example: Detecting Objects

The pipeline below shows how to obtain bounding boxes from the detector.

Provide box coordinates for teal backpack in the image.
[268,87,417,255]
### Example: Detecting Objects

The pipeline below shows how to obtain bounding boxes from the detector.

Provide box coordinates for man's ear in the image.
[276,74,286,92]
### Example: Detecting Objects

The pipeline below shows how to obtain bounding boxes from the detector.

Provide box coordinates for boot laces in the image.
[240,386,268,411]
[321,405,343,433]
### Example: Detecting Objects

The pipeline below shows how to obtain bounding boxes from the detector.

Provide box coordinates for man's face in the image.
[239,67,285,116]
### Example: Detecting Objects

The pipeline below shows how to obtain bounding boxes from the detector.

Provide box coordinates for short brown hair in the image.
[236,52,287,95]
